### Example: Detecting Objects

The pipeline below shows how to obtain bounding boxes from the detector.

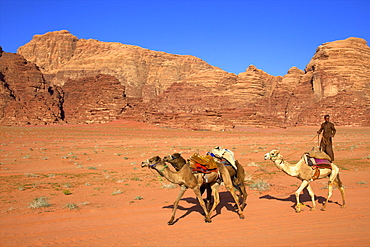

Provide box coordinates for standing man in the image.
[317,115,336,161]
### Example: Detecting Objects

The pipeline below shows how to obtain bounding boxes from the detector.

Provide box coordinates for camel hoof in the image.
[204,219,212,223]
[310,207,316,211]
[167,221,175,225]
[320,208,326,211]
[239,214,245,220]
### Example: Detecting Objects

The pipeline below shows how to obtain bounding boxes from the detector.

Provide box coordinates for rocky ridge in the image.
[0,50,63,125]
[0,31,368,128]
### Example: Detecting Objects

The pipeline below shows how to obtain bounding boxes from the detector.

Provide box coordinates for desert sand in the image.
[0,120,369,246]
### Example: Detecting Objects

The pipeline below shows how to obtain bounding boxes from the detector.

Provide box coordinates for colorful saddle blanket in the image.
[189,153,218,173]
[306,157,332,180]
[314,158,331,166]
[191,163,218,174]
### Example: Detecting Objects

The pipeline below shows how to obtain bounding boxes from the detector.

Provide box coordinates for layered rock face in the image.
[18,30,221,100]
[1,31,368,128]
[306,37,370,99]
[122,37,370,129]
[0,49,63,125]
[303,37,370,126]
[62,74,128,124]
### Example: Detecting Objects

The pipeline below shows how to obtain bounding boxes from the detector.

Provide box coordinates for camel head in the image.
[141,156,162,169]
[142,156,169,177]
[264,150,282,161]
[163,153,186,171]
[163,153,183,163]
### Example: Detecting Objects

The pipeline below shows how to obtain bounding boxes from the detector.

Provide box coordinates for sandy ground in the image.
[0,120,369,246]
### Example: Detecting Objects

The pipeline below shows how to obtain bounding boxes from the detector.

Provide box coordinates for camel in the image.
[164,153,247,211]
[264,149,346,213]
[142,155,245,225]
[163,153,212,208]
[142,156,213,224]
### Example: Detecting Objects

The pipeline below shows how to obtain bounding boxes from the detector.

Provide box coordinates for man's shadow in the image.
[259,188,340,210]
[162,191,245,224]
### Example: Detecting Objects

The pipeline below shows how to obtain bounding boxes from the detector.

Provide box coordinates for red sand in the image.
[1,121,369,246]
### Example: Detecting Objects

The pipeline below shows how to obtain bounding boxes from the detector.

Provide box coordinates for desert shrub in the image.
[63,189,72,195]
[356,181,367,185]
[249,179,270,191]
[112,189,123,195]
[247,162,259,167]
[24,173,39,177]
[134,195,143,200]
[161,183,177,189]
[29,196,51,209]
[63,183,72,188]
[65,203,78,210]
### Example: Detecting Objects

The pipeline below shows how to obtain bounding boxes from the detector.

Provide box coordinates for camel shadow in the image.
[162,197,205,224]
[259,188,337,210]
[212,191,246,218]
[162,192,245,224]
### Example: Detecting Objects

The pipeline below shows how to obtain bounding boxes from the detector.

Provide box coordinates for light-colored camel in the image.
[164,153,248,211]
[142,155,245,224]
[264,149,346,213]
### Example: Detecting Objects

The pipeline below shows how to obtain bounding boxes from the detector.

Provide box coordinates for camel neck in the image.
[161,165,181,184]
[274,159,300,177]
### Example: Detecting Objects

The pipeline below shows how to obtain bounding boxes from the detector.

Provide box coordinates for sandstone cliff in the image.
[18,30,223,100]
[0,49,63,125]
[1,31,368,128]
[62,74,128,124]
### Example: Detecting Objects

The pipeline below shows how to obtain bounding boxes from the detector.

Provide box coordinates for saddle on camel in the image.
[209,146,237,170]
[189,153,219,182]
[304,149,332,181]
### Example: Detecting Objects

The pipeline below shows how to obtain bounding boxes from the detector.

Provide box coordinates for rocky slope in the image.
[0,48,63,125]
[0,31,368,128]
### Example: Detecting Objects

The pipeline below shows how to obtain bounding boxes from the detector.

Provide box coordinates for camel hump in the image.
[306,150,332,161]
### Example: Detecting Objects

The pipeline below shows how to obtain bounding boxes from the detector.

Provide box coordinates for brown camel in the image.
[142,155,245,224]
[164,153,247,211]
[264,149,346,213]
[163,153,213,210]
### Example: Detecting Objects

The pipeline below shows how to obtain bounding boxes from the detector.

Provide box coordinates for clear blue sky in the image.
[0,0,369,76]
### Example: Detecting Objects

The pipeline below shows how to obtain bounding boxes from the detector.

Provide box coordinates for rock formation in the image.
[0,31,368,128]
[17,30,222,100]
[302,37,370,126]
[62,74,128,124]
[0,49,63,125]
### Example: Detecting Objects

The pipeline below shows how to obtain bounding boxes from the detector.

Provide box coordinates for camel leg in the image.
[336,174,346,208]
[192,186,212,223]
[321,180,334,211]
[205,184,212,211]
[321,168,340,211]
[168,185,187,225]
[207,183,220,219]
[238,184,248,211]
[226,184,245,219]
[295,180,309,213]
[306,184,316,211]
